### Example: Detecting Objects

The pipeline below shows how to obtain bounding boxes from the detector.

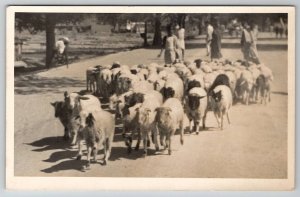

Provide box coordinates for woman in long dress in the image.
[249,24,260,64]
[210,20,222,61]
[158,25,178,65]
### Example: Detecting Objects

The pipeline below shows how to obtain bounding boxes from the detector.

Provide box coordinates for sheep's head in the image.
[136,107,151,127]
[211,90,222,102]
[155,107,172,129]
[188,94,206,110]
[160,87,175,100]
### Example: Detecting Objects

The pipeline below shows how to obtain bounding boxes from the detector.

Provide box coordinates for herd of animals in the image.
[51,58,274,171]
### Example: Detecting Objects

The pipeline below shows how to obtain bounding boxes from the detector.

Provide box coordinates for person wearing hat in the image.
[175,24,185,61]
[53,37,70,67]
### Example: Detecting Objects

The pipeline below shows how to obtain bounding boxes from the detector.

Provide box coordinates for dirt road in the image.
[14,47,288,178]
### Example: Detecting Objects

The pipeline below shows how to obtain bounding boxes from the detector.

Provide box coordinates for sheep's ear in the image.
[50,102,56,107]
[154,107,160,112]
[75,115,80,120]
[135,107,140,112]
[198,95,206,100]
[166,107,172,112]
[116,100,122,104]
[145,108,151,113]
[78,96,90,100]
[64,91,69,98]
[87,113,95,121]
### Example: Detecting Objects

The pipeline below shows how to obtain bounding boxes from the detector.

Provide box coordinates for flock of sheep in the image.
[51,58,274,171]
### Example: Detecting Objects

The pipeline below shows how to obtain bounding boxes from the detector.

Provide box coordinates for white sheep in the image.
[185,87,208,134]
[210,85,232,130]
[135,91,163,155]
[154,98,184,155]
[162,74,184,101]
[64,92,102,158]
[86,66,100,92]
[77,110,115,170]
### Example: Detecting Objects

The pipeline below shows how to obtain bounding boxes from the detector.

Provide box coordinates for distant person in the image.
[175,24,185,61]
[241,23,251,64]
[205,21,214,56]
[158,25,178,65]
[274,18,285,39]
[210,19,222,61]
[249,24,260,64]
[53,37,70,67]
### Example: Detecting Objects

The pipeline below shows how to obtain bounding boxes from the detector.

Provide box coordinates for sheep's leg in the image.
[142,131,147,156]
[135,128,141,151]
[103,138,110,165]
[220,111,224,130]
[202,109,208,130]
[76,139,83,160]
[179,121,184,145]
[92,145,97,163]
[83,146,92,170]
[226,110,231,125]
[268,91,271,102]
[168,134,172,155]
[214,111,221,129]
[121,120,126,138]
[189,119,193,134]
[153,125,159,152]
[160,134,166,149]
[195,120,200,135]
[70,131,77,147]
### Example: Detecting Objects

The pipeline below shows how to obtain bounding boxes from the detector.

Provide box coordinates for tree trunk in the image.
[45,14,56,69]
[178,14,186,28]
[143,21,148,47]
[152,14,162,47]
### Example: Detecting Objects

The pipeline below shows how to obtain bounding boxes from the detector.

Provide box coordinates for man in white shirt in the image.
[175,24,185,61]
[206,21,214,56]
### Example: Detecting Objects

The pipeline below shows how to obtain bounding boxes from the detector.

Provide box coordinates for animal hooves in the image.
[168,150,172,155]
[122,133,126,138]
[81,164,90,171]
[196,131,199,135]
[76,155,82,160]
[155,147,159,152]
[102,160,107,166]
[135,146,139,151]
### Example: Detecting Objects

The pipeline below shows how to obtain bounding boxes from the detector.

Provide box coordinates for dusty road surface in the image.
[14,47,288,178]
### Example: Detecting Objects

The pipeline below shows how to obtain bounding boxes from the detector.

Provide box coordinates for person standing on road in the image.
[158,25,178,65]
[175,24,185,61]
[241,23,252,64]
[249,24,260,64]
[205,21,214,56]
[210,19,222,61]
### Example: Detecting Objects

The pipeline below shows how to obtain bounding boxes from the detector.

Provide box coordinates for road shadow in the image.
[27,136,71,152]
[15,75,86,95]
[41,159,87,173]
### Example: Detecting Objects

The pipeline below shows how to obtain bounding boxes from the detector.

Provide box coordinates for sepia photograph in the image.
[6,6,295,190]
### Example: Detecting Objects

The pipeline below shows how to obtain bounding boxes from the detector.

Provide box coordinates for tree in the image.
[15,13,85,68]
[152,13,162,47]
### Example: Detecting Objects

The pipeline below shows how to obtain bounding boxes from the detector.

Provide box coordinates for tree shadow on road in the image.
[15,75,86,95]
